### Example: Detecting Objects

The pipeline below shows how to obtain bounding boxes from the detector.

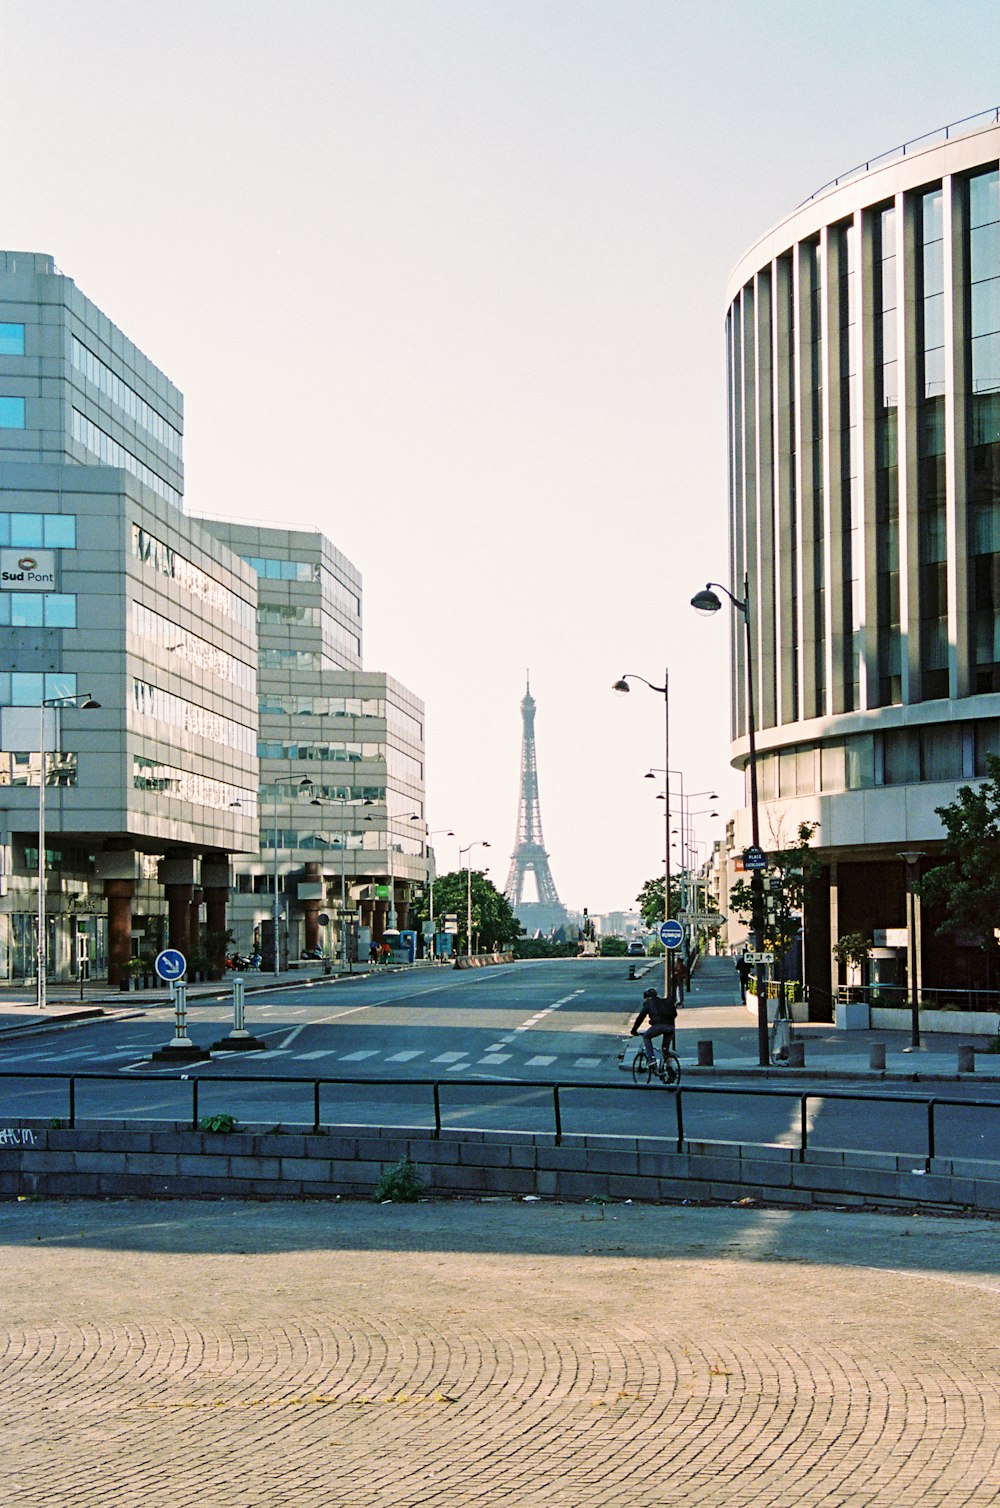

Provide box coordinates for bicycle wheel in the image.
[659,1053,682,1087]
[631,1050,653,1086]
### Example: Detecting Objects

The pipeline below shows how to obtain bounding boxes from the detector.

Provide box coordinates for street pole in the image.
[692,573,767,1065]
[899,851,925,1048]
[273,789,280,977]
[614,673,670,996]
[36,692,100,1010]
[459,840,490,960]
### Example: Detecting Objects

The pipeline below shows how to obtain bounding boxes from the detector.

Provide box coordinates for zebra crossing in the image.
[0,1039,608,1074]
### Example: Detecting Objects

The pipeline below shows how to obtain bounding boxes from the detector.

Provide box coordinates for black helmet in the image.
[643,987,657,999]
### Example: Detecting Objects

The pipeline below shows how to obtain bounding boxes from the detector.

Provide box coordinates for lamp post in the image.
[425,827,454,959]
[899,851,925,1049]
[646,770,718,959]
[614,671,670,997]
[367,809,422,933]
[310,790,374,971]
[459,840,490,959]
[692,573,768,1066]
[37,691,100,1010]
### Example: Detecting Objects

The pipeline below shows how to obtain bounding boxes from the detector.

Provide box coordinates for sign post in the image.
[659,919,684,950]
[150,951,211,1064]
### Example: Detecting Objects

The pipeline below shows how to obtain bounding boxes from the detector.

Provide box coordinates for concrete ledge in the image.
[3,1119,1000,1211]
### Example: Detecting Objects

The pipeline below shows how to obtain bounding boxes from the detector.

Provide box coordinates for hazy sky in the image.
[5,1,1000,912]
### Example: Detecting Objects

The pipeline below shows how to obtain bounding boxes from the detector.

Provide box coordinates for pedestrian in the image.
[673,955,686,1005]
[369,941,378,966]
[736,952,752,1003]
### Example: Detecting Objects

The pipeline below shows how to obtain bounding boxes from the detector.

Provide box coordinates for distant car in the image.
[626,941,646,956]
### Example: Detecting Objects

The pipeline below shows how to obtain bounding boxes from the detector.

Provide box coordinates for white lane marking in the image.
[479,1053,512,1064]
[295,1050,338,1061]
[525,1055,556,1066]
[431,1052,467,1064]
[574,1057,601,1068]
[513,987,586,1032]
[386,1050,423,1062]
[340,1049,380,1061]
[484,1043,508,1052]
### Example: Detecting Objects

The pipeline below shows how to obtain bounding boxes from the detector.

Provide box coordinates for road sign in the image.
[746,951,774,965]
[696,912,725,925]
[743,845,767,871]
[659,919,684,949]
[154,948,186,981]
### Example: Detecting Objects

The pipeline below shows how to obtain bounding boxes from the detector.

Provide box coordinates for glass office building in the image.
[725,115,1000,1010]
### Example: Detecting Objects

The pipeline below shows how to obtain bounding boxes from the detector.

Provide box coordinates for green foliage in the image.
[511,937,580,959]
[413,871,523,952]
[599,936,628,956]
[729,822,820,959]
[920,754,1000,942]
[198,1113,238,1134]
[374,1156,426,1202]
[832,931,872,971]
[635,875,686,930]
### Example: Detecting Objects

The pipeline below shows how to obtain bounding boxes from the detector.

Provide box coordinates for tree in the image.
[831,931,872,982]
[411,871,523,953]
[728,822,820,966]
[635,875,686,930]
[599,936,628,957]
[920,753,1000,940]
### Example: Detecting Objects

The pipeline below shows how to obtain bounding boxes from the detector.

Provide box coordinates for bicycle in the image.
[630,1044,682,1088]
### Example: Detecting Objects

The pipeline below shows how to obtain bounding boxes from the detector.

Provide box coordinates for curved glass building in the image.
[725,114,1000,1011]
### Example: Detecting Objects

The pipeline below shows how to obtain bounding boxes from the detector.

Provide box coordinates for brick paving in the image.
[1,1198,999,1505]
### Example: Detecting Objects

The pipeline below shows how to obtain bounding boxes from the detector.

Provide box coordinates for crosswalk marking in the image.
[574,1057,601,1068]
[386,1050,423,1062]
[525,1055,556,1066]
[431,1052,467,1063]
[340,1049,380,1061]
[295,1050,338,1060]
[479,1053,511,1064]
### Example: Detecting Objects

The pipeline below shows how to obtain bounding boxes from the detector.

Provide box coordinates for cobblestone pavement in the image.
[2,1198,999,1506]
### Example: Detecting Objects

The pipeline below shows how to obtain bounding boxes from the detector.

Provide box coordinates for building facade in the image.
[725,115,1000,1011]
[200,521,427,967]
[0,252,428,983]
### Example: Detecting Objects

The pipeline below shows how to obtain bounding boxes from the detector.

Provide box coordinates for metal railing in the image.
[841,985,1000,1013]
[800,106,1000,207]
[4,1070,1000,1172]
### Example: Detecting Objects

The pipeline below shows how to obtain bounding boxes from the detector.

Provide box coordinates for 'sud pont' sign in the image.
[0,548,56,589]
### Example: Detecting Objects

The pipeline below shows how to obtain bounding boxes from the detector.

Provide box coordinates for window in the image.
[0,397,25,428]
[883,729,920,785]
[0,593,76,628]
[0,513,76,548]
[72,410,180,509]
[0,324,24,356]
[0,672,76,706]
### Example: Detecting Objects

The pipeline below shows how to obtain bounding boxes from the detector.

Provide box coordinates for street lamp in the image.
[459,840,490,959]
[692,573,768,1065]
[614,671,670,997]
[425,827,454,959]
[37,692,100,1010]
[899,851,925,1049]
[366,809,422,931]
[310,792,374,972]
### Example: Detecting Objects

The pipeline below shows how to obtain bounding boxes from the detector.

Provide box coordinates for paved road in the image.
[2,959,1000,1164]
[2,1197,998,1506]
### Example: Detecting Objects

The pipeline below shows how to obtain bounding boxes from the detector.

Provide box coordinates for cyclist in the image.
[630,986,678,1068]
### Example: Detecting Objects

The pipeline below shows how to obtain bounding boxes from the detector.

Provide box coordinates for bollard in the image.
[212,975,266,1052]
[958,1044,976,1073]
[697,1040,714,1067]
[870,1043,886,1071]
[151,980,211,1063]
[628,964,636,980]
[787,1040,805,1068]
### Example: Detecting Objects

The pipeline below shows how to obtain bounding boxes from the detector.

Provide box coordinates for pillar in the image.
[302,862,322,953]
[203,856,231,979]
[104,879,134,986]
[158,857,198,964]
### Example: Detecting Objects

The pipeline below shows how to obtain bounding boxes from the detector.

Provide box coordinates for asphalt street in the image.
[2,958,999,1166]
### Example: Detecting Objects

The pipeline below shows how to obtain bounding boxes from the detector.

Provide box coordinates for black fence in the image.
[2,1071,999,1171]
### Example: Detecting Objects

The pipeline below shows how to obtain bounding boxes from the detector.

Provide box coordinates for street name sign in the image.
[743,845,767,871]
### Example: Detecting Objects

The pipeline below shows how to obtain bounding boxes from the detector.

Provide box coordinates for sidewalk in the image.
[0,963,377,1037]
[657,954,1000,1082]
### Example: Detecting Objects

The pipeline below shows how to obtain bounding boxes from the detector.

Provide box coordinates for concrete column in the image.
[373,900,388,941]
[104,879,134,986]
[302,862,322,952]
[828,861,840,1003]
[165,885,194,957]
[202,857,231,978]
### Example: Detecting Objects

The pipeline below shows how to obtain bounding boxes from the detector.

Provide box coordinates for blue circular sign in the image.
[155,948,187,981]
[658,919,684,949]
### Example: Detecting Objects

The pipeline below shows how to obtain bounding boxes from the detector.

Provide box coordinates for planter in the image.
[835,1000,870,1030]
[870,1006,1000,1036]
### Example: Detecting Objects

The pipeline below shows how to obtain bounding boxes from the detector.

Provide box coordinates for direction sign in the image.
[743,845,767,871]
[746,951,774,965]
[155,948,187,981]
[658,919,684,950]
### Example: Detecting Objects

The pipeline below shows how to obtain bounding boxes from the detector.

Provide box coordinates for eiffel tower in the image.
[505,676,566,936]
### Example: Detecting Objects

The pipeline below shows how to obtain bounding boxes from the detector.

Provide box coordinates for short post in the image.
[697,1040,714,1067]
[212,975,266,1052]
[151,981,211,1063]
[786,1040,805,1068]
[957,1044,976,1073]
[870,1043,887,1071]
